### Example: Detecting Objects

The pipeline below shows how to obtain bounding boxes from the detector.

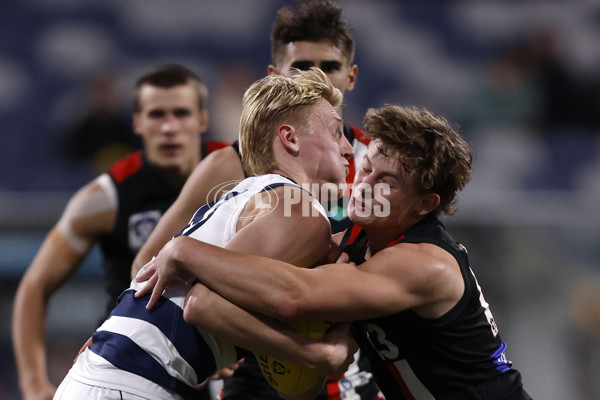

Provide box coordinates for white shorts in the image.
[54,374,152,400]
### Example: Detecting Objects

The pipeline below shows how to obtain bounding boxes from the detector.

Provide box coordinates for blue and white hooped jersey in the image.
[70,174,317,399]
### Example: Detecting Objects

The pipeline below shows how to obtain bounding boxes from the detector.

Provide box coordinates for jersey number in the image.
[366,323,399,360]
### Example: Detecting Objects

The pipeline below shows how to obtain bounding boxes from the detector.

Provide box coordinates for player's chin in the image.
[347,200,374,224]
[318,179,345,200]
[154,155,183,169]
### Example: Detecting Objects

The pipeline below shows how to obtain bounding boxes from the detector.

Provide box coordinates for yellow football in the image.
[254,320,334,394]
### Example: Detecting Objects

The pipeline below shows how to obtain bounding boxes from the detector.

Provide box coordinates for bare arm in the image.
[141,238,464,323]
[12,176,116,400]
[183,283,356,378]
[131,146,244,277]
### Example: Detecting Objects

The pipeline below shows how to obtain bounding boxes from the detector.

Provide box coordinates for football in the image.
[254,320,334,394]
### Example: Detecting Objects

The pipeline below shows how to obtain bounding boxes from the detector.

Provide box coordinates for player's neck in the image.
[271,166,326,201]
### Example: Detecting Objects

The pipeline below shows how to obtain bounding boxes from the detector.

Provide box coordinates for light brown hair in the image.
[364,105,472,216]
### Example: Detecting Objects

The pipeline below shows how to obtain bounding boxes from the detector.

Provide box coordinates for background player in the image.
[12,64,228,400]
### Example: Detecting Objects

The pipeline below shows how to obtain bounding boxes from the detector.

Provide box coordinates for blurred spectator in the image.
[569,277,600,399]
[62,73,141,174]
[460,26,600,191]
[458,40,541,134]
[526,27,600,132]
[522,27,600,190]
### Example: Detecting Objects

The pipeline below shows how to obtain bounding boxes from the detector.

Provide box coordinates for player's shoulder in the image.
[202,145,241,167]
[107,151,144,184]
[268,184,330,237]
[195,145,244,182]
[375,241,461,287]
[72,173,118,210]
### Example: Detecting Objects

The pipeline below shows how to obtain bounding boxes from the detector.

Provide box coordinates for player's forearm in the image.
[171,236,309,321]
[183,283,334,372]
[12,278,51,391]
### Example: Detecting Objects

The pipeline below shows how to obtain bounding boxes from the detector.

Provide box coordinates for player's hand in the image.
[195,360,244,390]
[212,359,245,379]
[74,336,93,363]
[317,322,358,378]
[336,251,350,263]
[324,240,342,264]
[134,239,193,309]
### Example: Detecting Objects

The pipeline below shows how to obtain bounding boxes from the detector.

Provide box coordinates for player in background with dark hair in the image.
[12,64,228,400]
[130,2,377,398]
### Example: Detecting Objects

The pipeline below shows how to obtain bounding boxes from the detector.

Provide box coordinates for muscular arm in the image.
[131,146,244,277]
[153,239,465,323]
[183,283,355,379]
[12,176,116,400]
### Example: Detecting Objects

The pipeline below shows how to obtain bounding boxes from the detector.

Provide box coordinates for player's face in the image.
[348,140,422,229]
[133,84,207,174]
[271,41,357,94]
[296,100,353,193]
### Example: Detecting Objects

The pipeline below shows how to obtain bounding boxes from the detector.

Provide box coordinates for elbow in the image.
[182,296,198,325]
[183,286,208,327]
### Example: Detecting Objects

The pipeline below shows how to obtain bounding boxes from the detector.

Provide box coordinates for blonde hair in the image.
[364,105,472,216]
[240,68,342,176]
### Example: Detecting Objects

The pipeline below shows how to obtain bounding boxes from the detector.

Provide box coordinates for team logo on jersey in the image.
[491,342,513,373]
[205,180,243,205]
[203,179,282,221]
[128,210,161,252]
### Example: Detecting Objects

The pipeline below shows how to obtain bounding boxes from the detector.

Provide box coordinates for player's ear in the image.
[198,110,209,135]
[132,113,142,136]
[417,192,440,216]
[276,124,299,155]
[267,64,278,76]
[345,64,358,92]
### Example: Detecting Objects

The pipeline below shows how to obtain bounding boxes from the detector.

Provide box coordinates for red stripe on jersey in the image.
[347,224,363,245]
[385,362,416,400]
[385,234,405,248]
[325,379,342,398]
[109,151,143,183]
[347,126,369,188]
[204,140,230,154]
[347,158,356,186]
[351,126,371,146]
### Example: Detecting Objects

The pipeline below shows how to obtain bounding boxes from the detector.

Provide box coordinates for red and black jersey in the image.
[341,216,531,400]
[99,141,228,310]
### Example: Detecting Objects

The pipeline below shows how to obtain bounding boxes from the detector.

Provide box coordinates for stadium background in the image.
[1,1,600,398]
